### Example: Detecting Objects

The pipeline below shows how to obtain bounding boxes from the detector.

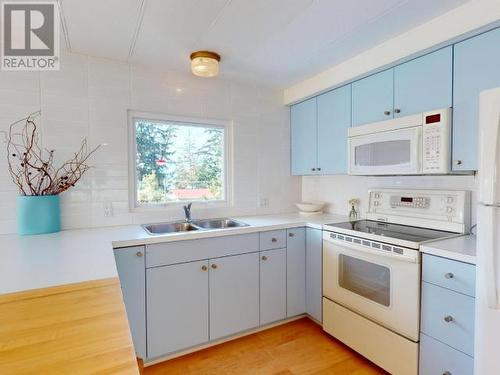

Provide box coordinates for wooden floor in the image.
[145,318,387,375]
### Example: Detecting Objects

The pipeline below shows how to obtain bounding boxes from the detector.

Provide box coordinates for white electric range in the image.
[322,189,471,375]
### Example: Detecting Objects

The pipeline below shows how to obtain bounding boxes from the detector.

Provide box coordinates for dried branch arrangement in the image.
[7,111,101,196]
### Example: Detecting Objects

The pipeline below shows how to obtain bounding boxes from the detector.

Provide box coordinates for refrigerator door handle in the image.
[478,90,500,204]
[479,202,500,207]
[484,207,499,309]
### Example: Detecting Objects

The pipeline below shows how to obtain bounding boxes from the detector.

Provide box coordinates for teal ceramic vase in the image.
[17,195,61,235]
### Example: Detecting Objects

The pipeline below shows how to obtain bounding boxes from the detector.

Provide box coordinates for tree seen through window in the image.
[135,119,225,204]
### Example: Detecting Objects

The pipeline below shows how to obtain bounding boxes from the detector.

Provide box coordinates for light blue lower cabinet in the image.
[286,228,306,317]
[260,248,287,325]
[113,247,146,359]
[419,334,473,375]
[421,282,475,357]
[146,260,209,358]
[117,229,318,360]
[306,228,323,322]
[209,252,260,340]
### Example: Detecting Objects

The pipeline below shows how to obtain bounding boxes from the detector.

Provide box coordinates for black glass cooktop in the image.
[327,220,456,243]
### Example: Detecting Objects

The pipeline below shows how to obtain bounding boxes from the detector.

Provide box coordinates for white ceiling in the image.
[59,0,470,88]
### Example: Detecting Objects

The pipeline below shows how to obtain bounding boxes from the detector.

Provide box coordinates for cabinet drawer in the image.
[259,230,286,250]
[146,233,259,268]
[422,254,476,297]
[421,282,475,356]
[420,333,473,375]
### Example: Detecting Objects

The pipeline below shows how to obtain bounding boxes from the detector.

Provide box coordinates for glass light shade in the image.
[191,56,219,77]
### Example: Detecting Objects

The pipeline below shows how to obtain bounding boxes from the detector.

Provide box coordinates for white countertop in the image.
[0,212,347,295]
[420,235,477,264]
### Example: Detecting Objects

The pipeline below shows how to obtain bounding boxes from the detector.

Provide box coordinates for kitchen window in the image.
[129,112,231,208]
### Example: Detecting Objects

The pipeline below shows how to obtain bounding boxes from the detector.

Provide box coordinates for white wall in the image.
[302,175,478,224]
[0,52,300,234]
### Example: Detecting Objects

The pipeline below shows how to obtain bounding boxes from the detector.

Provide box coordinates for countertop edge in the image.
[112,220,324,248]
[420,246,477,265]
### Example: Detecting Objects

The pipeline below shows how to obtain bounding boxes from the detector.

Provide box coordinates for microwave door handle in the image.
[415,127,422,173]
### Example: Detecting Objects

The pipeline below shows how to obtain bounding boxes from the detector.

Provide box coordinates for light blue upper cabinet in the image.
[291,97,318,175]
[317,85,351,174]
[453,27,500,171]
[394,46,452,118]
[352,69,394,126]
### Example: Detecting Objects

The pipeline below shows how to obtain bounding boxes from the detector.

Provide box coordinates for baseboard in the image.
[145,314,308,366]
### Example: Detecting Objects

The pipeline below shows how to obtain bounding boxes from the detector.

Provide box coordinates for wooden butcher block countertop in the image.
[0,277,139,374]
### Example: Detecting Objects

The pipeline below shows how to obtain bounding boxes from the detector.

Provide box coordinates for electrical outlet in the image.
[259,197,269,208]
[103,202,114,217]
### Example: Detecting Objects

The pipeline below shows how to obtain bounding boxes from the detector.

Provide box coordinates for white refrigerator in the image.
[476,87,500,374]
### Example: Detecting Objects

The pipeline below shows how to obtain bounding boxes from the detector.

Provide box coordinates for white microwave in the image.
[348,108,451,175]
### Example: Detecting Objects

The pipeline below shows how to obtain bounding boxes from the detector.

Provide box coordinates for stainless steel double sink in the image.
[142,218,249,235]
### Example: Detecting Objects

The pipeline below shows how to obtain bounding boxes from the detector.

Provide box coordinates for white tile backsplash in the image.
[0,52,300,234]
[302,174,478,225]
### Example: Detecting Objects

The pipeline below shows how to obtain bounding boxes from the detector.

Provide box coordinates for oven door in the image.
[348,126,422,175]
[323,233,421,341]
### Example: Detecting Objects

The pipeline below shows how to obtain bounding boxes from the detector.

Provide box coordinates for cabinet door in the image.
[114,246,146,359]
[209,253,260,340]
[453,27,500,171]
[420,334,473,375]
[260,248,287,325]
[291,97,318,175]
[352,69,394,126]
[306,228,323,322]
[146,260,209,358]
[317,85,351,174]
[394,46,452,117]
[287,228,306,317]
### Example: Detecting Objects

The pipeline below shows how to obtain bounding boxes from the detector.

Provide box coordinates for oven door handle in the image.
[324,238,419,263]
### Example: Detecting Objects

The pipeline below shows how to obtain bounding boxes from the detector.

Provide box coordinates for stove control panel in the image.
[390,196,430,209]
[367,189,470,233]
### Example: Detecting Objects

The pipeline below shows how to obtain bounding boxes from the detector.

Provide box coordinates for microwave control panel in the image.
[422,108,451,174]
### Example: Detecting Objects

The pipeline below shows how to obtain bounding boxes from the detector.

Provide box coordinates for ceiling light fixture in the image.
[190,51,220,78]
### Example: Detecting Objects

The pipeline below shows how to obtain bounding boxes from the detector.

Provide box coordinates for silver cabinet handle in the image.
[271,238,277,243]
[317,167,321,171]
[136,251,143,257]
[454,160,462,165]
[311,168,316,171]
[445,272,454,279]
[443,371,452,375]
[384,110,391,116]
[201,265,208,271]
[394,108,401,114]
[261,256,268,261]
[289,232,295,237]
[211,264,217,269]
[444,315,454,323]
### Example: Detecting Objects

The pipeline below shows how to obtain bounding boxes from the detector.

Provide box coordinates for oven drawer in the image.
[323,298,418,375]
[419,333,473,375]
[259,230,286,250]
[421,281,475,356]
[422,254,476,297]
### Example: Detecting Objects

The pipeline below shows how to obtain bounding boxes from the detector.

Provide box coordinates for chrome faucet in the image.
[183,203,193,223]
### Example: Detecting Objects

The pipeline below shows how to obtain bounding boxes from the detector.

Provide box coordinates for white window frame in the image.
[128,110,233,211]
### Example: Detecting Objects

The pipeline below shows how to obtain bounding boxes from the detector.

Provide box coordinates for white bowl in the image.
[295,202,325,213]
